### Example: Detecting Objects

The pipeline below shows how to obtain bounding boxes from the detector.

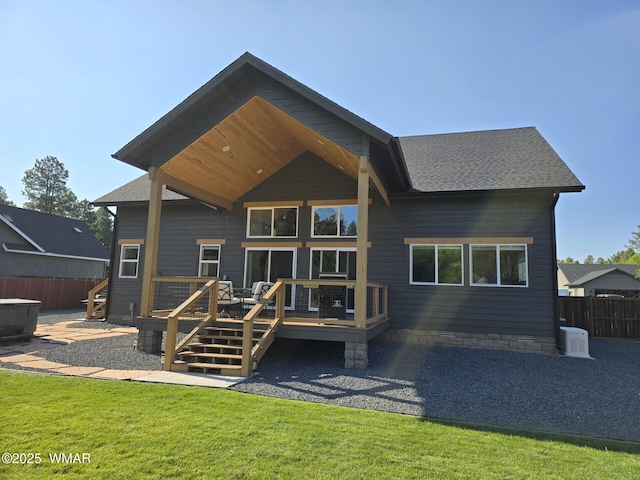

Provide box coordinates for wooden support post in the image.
[140,167,164,317]
[241,317,253,378]
[355,156,369,329]
[164,313,178,371]
[276,280,285,322]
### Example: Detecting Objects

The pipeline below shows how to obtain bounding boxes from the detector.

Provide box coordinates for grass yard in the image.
[0,370,638,479]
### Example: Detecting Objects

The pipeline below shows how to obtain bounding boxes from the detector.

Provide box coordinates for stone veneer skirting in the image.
[378,329,558,355]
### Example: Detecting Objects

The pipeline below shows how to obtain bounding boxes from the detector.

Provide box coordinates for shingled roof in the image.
[399,127,584,193]
[92,175,189,206]
[97,125,585,204]
[558,264,640,287]
[0,205,109,260]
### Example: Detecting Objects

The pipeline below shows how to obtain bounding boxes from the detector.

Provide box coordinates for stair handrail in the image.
[163,278,218,371]
[86,278,108,320]
[241,280,285,377]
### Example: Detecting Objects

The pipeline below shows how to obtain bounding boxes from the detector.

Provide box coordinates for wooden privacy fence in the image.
[0,277,104,311]
[559,296,640,340]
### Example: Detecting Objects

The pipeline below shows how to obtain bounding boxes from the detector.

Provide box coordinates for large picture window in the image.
[247,207,298,238]
[198,244,220,277]
[312,205,358,237]
[470,244,528,287]
[119,244,140,278]
[410,244,463,285]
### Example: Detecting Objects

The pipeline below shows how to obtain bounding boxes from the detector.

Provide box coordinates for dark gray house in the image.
[0,204,109,279]
[95,53,584,374]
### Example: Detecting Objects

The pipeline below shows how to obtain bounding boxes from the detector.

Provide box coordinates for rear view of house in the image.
[95,53,584,375]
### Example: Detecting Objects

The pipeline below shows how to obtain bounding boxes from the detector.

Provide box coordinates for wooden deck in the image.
[137,277,389,376]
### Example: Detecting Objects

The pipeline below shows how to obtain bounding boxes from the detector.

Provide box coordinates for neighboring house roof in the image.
[557,264,640,287]
[93,175,189,206]
[0,205,109,261]
[399,127,584,193]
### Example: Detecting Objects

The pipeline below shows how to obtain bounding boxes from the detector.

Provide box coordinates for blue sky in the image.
[1,0,638,261]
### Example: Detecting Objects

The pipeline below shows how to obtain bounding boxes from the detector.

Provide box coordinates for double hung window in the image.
[198,244,221,277]
[119,244,140,278]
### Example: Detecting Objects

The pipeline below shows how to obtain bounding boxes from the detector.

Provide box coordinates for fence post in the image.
[588,295,595,336]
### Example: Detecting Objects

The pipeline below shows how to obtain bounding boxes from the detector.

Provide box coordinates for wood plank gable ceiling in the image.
[160,96,361,206]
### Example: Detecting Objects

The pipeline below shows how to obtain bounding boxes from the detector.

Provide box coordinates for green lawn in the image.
[0,370,638,479]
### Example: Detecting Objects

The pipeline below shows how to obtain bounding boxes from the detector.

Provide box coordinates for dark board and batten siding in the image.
[110,156,557,338]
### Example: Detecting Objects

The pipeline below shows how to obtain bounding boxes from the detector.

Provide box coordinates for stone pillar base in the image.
[137,329,163,353]
[344,341,368,369]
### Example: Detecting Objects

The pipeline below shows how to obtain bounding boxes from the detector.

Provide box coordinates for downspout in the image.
[549,191,561,351]
[103,206,118,322]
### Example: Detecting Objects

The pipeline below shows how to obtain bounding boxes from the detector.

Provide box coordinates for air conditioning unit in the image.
[559,326,593,359]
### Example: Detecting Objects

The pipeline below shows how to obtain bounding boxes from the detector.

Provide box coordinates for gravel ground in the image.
[4,310,640,442]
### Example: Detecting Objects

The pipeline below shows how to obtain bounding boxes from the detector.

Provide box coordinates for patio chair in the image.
[217,280,242,318]
[242,281,274,309]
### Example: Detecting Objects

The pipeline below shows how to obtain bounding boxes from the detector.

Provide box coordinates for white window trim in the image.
[470,244,529,288]
[119,244,140,279]
[409,244,464,286]
[310,205,358,238]
[198,244,221,278]
[246,206,299,238]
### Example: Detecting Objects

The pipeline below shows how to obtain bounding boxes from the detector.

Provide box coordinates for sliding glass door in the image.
[244,248,296,309]
[309,248,356,312]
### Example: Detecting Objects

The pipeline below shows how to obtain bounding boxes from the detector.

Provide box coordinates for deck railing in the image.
[85,278,108,320]
[241,280,286,377]
[148,276,388,374]
[277,279,389,327]
[149,276,212,319]
[162,278,218,371]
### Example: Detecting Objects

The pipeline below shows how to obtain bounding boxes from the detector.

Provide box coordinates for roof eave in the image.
[390,185,585,199]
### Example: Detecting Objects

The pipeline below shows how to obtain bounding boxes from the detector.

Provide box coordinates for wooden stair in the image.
[175,319,273,376]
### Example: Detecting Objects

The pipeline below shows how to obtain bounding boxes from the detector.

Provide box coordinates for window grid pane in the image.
[314,207,338,236]
[273,207,297,236]
[249,209,272,237]
[500,246,527,286]
[437,246,463,285]
[412,246,436,283]
[471,246,498,285]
